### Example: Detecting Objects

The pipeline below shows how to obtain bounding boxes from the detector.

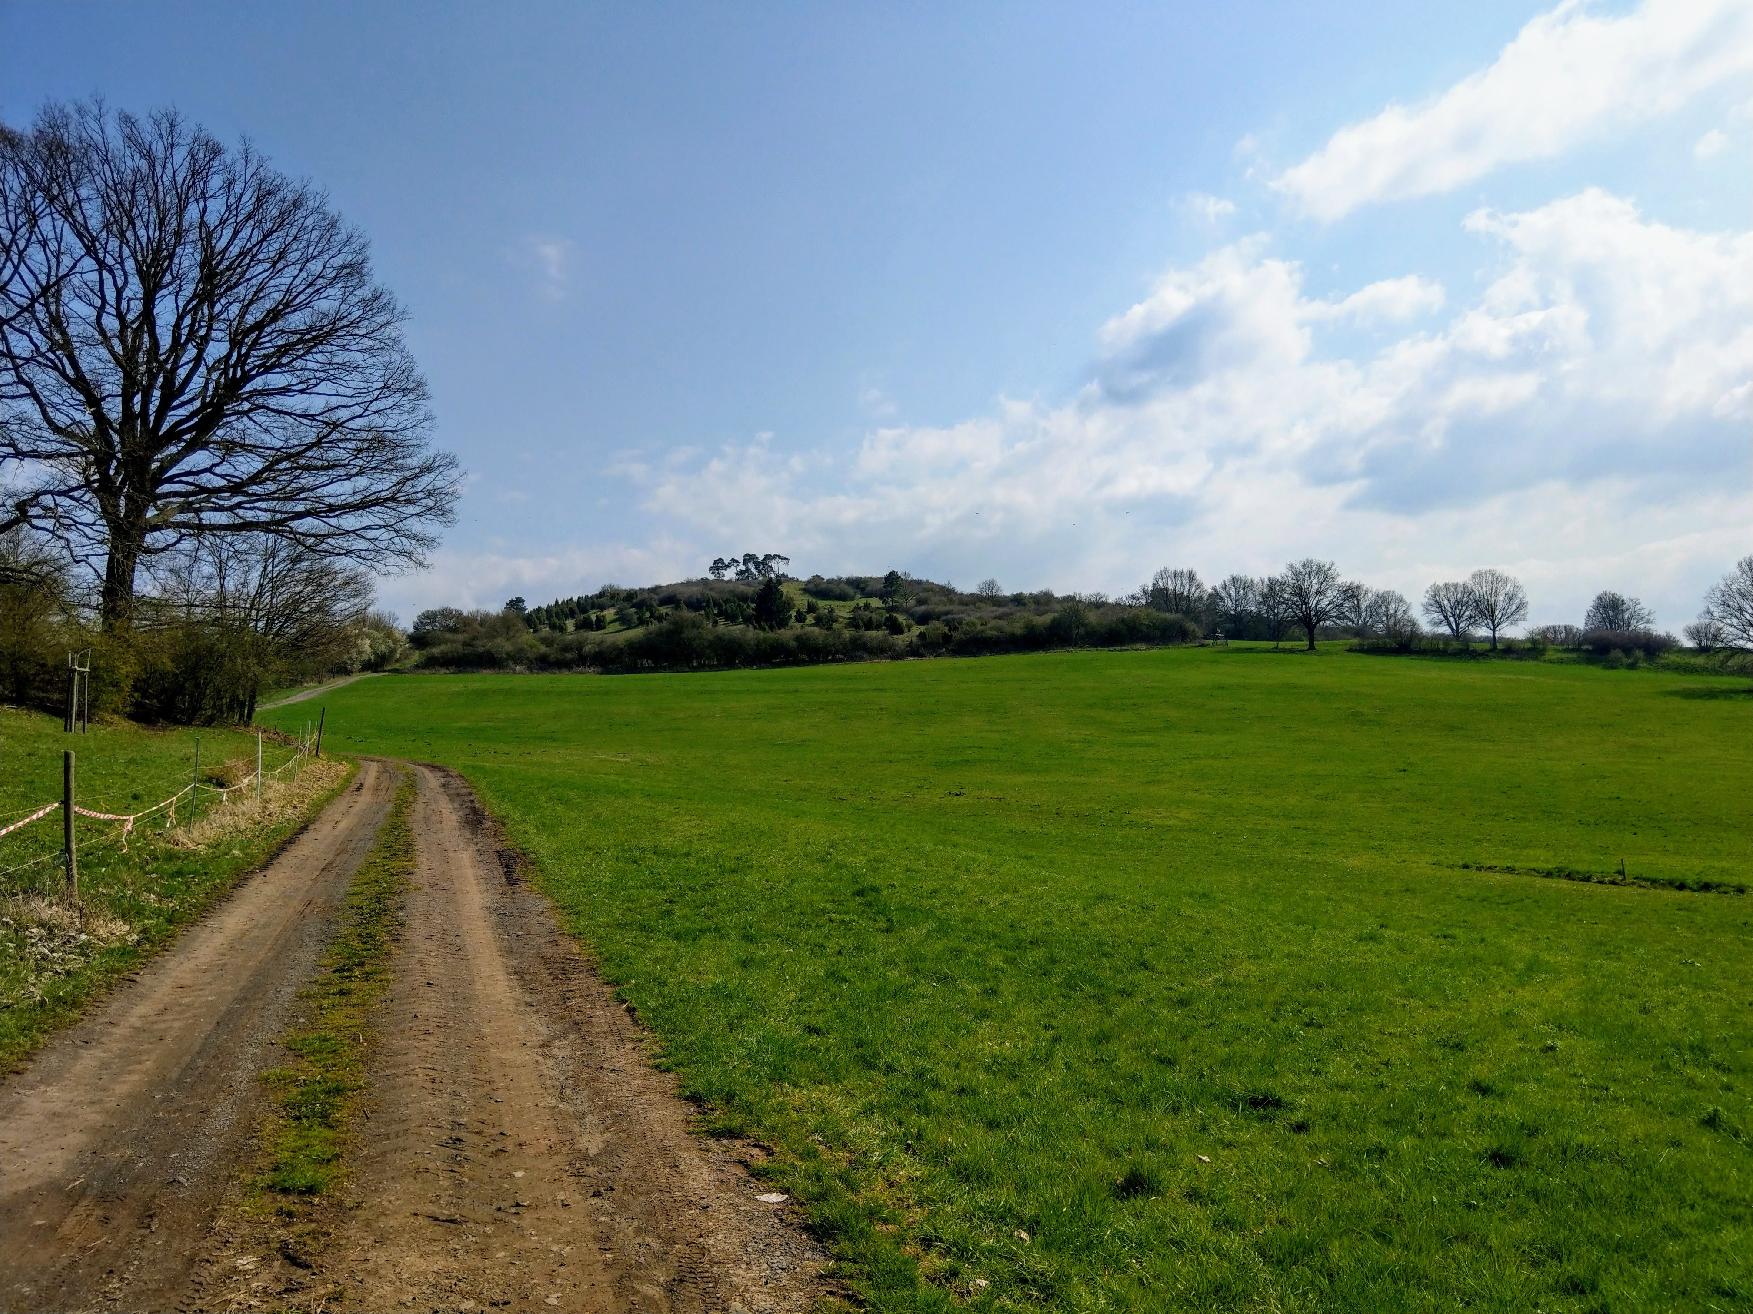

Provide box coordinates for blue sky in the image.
[5,0,1750,627]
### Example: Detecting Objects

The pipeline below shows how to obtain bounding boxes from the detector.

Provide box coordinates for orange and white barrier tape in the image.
[0,802,59,840]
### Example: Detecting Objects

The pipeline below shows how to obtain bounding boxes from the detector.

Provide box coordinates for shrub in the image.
[802,577,859,602]
[1528,624,1584,648]
[1580,628,1676,658]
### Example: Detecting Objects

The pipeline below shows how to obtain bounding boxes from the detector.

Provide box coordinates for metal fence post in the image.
[63,749,76,900]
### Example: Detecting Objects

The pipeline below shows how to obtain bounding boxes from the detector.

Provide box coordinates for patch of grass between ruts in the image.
[256,769,413,1200]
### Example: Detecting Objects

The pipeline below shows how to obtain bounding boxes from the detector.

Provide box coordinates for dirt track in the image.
[0,760,397,1310]
[256,671,374,711]
[0,762,827,1313]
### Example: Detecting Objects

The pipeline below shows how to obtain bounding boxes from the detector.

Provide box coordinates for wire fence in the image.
[0,723,322,897]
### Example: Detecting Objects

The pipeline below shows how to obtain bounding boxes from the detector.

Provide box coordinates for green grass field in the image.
[265,648,1753,1312]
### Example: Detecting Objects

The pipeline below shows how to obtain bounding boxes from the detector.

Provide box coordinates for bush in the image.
[802,577,859,602]
[1528,623,1584,648]
[1580,628,1677,658]
[415,610,543,670]
[400,594,1203,677]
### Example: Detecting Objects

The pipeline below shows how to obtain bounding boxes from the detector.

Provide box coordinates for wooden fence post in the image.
[256,730,263,804]
[315,707,326,759]
[192,737,202,824]
[63,749,76,900]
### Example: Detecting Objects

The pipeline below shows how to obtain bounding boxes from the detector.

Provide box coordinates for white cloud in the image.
[381,537,695,619]
[1694,127,1730,157]
[1275,0,1753,220]
[517,236,576,300]
[1182,192,1238,224]
[1305,274,1447,325]
[858,384,899,418]
[618,190,1751,628]
[1461,188,1753,420]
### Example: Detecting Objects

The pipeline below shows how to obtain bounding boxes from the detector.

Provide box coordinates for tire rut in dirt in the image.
[0,760,398,1313]
[266,763,828,1313]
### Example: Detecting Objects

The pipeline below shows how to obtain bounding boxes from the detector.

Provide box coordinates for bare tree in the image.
[1364,588,1420,642]
[1256,575,1292,647]
[1334,579,1369,634]
[1584,590,1653,633]
[1422,581,1479,642]
[975,577,1003,599]
[1466,569,1528,650]
[0,101,460,628]
[1280,558,1344,650]
[1702,555,1753,650]
[735,552,790,582]
[1209,573,1257,637]
[1145,566,1205,618]
[1684,615,1726,652]
[1527,623,1583,648]
[145,533,374,720]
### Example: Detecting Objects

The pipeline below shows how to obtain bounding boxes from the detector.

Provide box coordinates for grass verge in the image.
[256,768,413,1200]
[1,706,351,1070]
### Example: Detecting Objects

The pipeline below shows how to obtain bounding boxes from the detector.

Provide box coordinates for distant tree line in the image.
[400,551,1753,678]
[1,527,404,721]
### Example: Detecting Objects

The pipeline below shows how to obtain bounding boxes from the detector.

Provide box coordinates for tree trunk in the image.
[100,524,145,631]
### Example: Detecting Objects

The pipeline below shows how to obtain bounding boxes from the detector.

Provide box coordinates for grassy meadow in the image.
[266,648,1753,1312]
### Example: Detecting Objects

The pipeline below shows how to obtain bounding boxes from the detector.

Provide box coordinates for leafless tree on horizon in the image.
[1281,557,1345,650]
[1466,568,1529,650]
[1422,580,1480,642]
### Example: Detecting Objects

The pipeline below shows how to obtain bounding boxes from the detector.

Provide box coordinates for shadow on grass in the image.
[1456,861,1747,895]
[1661,685,1753,701]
